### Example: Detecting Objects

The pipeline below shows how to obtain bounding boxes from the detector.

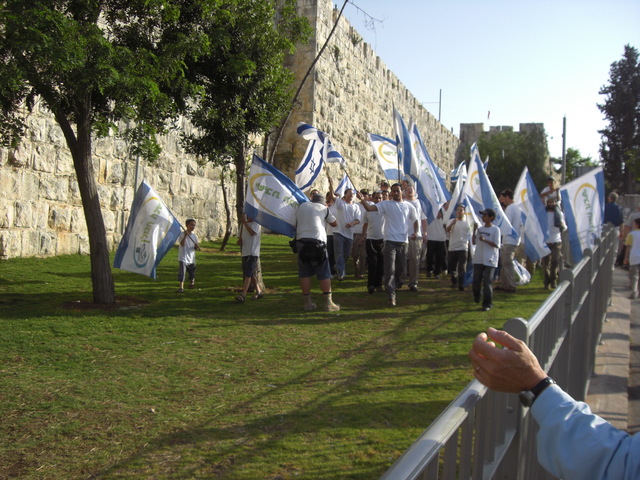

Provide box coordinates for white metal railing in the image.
[380,227,617,480]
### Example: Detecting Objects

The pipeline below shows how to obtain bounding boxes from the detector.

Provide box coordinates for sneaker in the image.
[235,295,245,303]
[368,285,375,295]
[482,305,492,311]
[176,288,184,293]
[388,297,396,307]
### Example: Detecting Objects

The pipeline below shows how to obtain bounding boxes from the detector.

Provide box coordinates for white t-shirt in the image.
[295,202,335,243]
[473,224,501,267]
[626,230,640,265]
[365,209,385,240]
[547,211,563,243]
[447,218,471,252]
[503,203,522,246]
[241,220,261,257]
[407,199,426,238]
[351,203,366,235]
[376,200,418,243]
[334,197,362,240]
[325,204,337,235]
[178,232,198,264]
[427,217,447,242]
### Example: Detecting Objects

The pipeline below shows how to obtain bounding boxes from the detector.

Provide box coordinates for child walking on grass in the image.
[236,214,264,303]
[177,218,200,293]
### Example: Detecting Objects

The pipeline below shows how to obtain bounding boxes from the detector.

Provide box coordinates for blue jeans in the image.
[472,264,495,308]
[333,232,353,278]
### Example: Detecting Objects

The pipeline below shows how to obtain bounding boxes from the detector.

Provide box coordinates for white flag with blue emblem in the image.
[559,167,605,262]
[114,180,182,278]
[368,133,400,181]
[514,167,551,261]
[246,154,308,238]
[463,143,517,241]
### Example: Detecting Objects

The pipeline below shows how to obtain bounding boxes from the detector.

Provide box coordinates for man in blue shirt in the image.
[469,327,639,480]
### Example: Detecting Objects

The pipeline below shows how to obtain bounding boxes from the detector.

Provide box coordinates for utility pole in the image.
[561,116,567,184]
[438,89,442,123]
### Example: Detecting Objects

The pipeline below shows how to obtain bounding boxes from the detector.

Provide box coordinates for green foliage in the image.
[551,148,598,182]
[477,128,549,194]
[0,235,551,479]
[598,44,640,193]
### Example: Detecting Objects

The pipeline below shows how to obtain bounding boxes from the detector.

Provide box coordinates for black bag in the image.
[298,239,327,267]
[289,238,298,253]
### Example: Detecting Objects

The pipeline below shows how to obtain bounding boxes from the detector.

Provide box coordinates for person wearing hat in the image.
[472,208,501,311]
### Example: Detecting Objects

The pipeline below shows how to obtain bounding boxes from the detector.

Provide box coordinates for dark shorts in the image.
[177,262,196,282]
[297,239,331,280]
[242,255,258,278]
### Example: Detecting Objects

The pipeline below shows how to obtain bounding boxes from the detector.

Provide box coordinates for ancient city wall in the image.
[0,0,460,260]
[275,0,459,190]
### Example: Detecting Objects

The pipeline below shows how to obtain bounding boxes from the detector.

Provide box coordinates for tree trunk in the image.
[58,97,116,305]
[218,171,232,252]
[234,142,247,225]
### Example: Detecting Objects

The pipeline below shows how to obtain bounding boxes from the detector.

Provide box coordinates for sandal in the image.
[251,292,264,300]
[235,295,245,303]
[176,288,184,293]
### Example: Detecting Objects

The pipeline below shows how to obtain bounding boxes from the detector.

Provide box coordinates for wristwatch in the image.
[518,377,556,407]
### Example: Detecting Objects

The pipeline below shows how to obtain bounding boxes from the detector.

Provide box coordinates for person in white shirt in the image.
[542,198,566,289]
[295,194,340,312]
[426,210,447,279]
[327,179,362,281]
[177,218,200,293]
[472,208,501,311]
[358,184,418,306]
[446,204,471,291]
[236,214,263,303]
[496,189,523,293]
[362,191,385,294]
[404,186,427,292]
[350,190,369,279]
[624,217,640,299]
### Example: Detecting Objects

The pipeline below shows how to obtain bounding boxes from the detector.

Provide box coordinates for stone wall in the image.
[274,0,459,192]
[0,99,229,259]
[0,0,460,260]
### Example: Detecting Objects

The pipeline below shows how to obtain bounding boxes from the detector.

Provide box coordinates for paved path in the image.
[586,266,639,433]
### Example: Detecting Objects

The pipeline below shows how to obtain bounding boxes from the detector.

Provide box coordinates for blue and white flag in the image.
[450,161,467,183]
[114,180,182,278]
[483,156,489,171]
[462,143,517,240]
[245,154,308,238]
[559,167,605,263]
[295,123,346,190]
[295,137,324,191]
[514,167,551,261]
[335,173,355,197]
[409,123,450,223]
[368,133,400,181]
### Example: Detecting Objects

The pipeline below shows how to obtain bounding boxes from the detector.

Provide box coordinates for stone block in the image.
[14,201,33,228]
[38,230,57,256]
[49,206,72,231]
[20,229,39,257]
[0,230,21,259]
[39,176,69,202]
[33,145,56,173]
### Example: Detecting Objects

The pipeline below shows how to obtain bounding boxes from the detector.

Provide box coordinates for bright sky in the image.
[344,0,640,161]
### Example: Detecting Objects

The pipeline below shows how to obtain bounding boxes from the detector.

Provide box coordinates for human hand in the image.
[468,327,546,393]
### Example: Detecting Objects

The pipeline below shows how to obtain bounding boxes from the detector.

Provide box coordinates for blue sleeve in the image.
[531,385,640,479]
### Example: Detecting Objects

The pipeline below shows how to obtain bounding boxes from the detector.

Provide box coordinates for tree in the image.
[0,1,205,304]
[551,148,597,182]
[598,44,640,193]
[477,128,549,194]
[181,0,311,226]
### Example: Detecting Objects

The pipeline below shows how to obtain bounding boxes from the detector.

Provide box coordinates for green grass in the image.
[0,235,550,479]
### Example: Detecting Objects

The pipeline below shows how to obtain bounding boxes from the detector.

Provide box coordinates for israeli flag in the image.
[335,173,355,197]
[463,143,517,241]
[295,137,324,191]
[514,167,551,261]
[245,154,308,238]
[450,161,467,183]
[368,133,400,181]
[114,180,181,278]
[560,167,605,262]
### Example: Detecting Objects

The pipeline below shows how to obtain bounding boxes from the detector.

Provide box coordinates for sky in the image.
[343,0,640,161]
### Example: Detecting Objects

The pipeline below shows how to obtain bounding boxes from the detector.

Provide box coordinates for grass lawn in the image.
[0,234,549,479]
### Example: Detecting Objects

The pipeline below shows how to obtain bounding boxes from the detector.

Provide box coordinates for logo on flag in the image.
[114,180,182,278]
[246,154,308,238]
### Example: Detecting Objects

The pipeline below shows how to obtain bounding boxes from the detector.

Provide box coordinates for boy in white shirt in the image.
[624,217,640,299]
[177,218,200,293]
[236,214,263,303]
[472,209,501,311]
